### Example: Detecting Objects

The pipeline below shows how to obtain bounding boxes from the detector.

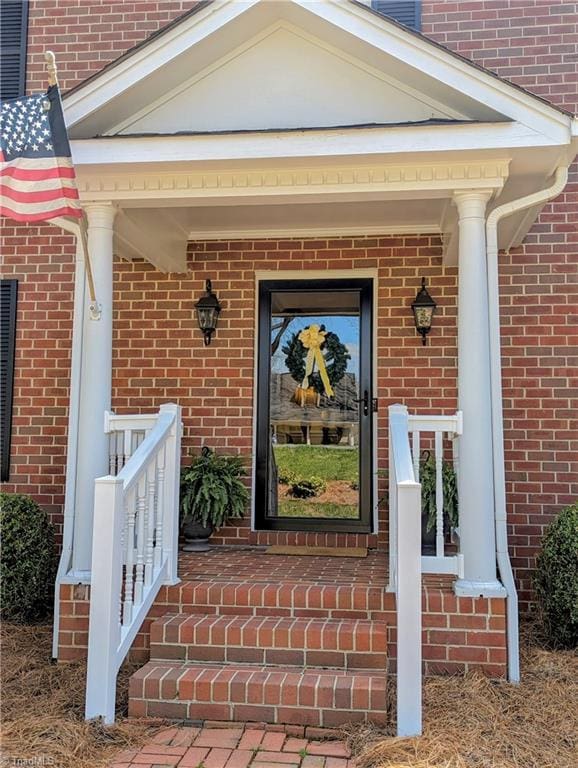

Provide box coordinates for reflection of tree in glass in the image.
[271,316,295,356]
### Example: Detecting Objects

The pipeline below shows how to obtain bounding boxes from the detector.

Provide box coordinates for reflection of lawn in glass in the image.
[274,445,359,519]
[274,445,359,482]
[278,500,359,519]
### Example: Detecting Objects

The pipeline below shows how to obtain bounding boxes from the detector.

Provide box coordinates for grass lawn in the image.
[274,445,359,483]
[278,499,359,518]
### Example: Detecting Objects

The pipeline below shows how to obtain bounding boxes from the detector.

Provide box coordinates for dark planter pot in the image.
[182,519,214,552]
[421,512,451,555]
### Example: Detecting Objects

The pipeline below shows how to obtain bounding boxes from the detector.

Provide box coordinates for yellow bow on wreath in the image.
[298,324,334,398]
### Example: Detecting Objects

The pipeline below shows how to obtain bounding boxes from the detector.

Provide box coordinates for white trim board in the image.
[187,225,441,240]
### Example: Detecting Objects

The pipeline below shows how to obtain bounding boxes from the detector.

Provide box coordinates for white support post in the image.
[161,403,182,585]
[72,203,117,575]
[396,482,422,737]
[85,476,123,724]
[453,192,505,597]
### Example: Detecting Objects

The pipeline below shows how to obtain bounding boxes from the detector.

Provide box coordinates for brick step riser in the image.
[129,662,388,728]
[150,643,387,670]
[156,581,393,622]
[149,616,387,671]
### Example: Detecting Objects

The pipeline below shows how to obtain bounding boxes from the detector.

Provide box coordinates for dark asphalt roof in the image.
[90,118,493,140]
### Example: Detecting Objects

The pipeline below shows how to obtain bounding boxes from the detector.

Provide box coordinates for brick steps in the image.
[156,579,393,620]
[129,661,387,727]
[130,555,392,727]
[150,614,387,670]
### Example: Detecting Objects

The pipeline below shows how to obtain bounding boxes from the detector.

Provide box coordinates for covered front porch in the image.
[51,0,577,736]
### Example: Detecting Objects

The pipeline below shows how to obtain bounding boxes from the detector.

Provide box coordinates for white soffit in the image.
[63,0,572,144]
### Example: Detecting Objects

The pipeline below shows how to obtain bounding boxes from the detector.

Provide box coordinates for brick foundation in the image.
[57,550,506,678]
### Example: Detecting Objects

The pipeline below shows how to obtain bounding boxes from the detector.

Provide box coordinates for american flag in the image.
[0,85,82,222]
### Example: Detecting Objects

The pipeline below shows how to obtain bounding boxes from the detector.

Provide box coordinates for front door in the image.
[255,278,373,532]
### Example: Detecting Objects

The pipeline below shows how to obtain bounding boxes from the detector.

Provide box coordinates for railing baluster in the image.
[145,458,156,587]
[434,430,444,558]
[108,433,116,475]
[134,475,146,607]
[452,433,460,480]
[154,444,166,570]
[412,430,420,480]
[123,487,136,626]
[123,429,132,469]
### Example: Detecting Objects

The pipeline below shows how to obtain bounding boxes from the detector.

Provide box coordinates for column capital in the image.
[453,190,492,220]
[84,202,117,230]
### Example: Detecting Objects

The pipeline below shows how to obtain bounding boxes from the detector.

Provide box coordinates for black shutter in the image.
[371,1,421,31]
[0,0,29,100]
[1,279,18,482]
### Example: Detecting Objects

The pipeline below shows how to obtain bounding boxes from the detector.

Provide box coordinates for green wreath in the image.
[282,325,351,396]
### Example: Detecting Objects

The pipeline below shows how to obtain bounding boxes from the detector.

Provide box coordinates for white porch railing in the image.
[85,403,182,724]
[388,404,422,737]
[388,404,465,737]
[408,411,464,579]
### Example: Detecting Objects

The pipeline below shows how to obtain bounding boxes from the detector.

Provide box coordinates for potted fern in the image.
[180,447,248,552]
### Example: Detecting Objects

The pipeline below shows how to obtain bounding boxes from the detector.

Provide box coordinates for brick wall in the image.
[0,221,75,541]
[421,0,578,610]
[112,236,458,550]
[26,0,199,94]
[1,0,576,609]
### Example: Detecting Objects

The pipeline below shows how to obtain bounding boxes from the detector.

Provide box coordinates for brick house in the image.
[1,0,577,734]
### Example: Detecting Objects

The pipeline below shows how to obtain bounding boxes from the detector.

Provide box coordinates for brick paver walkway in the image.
[110,726,354,768]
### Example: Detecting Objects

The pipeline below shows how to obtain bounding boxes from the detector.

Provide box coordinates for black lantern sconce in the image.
[194,279,222,346]
[411,278,437,345]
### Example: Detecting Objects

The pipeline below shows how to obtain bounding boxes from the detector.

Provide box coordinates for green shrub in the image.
[289,476,327,499]
[180,447,249,530]
[534,502,578,649]
[0,493,57,622]
[278,468,297,486]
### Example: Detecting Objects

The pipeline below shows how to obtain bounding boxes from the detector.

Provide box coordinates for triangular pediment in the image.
[64,0,571,142]
[110,24,469,135]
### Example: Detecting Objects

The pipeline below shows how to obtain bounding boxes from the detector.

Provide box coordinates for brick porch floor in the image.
[110,725,354,768]
[177,548,389,586]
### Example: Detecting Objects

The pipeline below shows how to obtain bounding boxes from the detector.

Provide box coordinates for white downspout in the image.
[51,219,87,658]
[486,166,569,683]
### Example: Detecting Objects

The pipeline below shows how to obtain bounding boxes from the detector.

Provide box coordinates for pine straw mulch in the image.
[0,622,161,768]
[343,622,578,768]
[1,620,577,768]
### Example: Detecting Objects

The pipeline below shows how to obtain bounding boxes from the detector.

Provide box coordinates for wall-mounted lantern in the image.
[194,279,221,346]
[411,278,437,345]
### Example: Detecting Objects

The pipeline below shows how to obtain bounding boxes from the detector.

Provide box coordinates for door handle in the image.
[354,390,370,416]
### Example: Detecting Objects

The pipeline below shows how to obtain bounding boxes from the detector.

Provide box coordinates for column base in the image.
[454,578,507,598]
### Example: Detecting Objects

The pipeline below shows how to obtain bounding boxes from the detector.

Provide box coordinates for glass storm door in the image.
[255,279,373,532]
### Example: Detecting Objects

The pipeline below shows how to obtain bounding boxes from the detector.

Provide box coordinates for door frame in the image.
[254,276,374,533]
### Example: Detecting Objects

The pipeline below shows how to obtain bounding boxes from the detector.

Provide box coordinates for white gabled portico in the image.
[53,0,577,720]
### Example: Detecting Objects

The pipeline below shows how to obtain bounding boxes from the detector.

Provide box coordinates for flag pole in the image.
[45,50,101,321]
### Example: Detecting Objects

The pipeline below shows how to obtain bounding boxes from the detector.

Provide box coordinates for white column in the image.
[453,192,505,597]
[72,203,117,575]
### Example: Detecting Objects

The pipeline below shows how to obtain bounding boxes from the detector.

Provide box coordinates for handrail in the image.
[389,404,422,737]
[85,402,182,724]
[117,410,175,494]
[104,410,158,433]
